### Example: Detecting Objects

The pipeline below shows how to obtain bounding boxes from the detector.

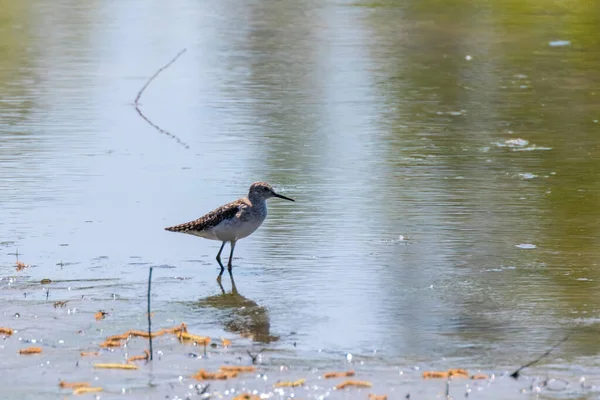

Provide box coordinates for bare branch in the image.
[134,48,189,149]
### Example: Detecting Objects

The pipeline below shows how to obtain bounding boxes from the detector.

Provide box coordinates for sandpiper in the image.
[165,182,294,278]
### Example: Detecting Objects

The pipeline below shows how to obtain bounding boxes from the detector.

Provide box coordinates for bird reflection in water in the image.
[195,276,279,343]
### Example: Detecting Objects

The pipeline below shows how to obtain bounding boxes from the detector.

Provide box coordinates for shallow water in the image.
[1,0,600,398]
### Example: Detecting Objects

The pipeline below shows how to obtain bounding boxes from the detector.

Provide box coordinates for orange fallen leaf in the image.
[73,387,103,395]
[423,371,449,379]
[94,363,139,370]
[368,395,388,400]
[127,349,150,363]
[59,381,90,389]
[99,340,122,348]
[0,327,13,336]
[233,394,260,400]
[94,311,108,320]
[323,370,355,378]
[219,365,256,373]
[335,380,373,389]
[178,331,210,345]
[163,322,187,334]
[19,347,42,355]
[221,338,232,347]
[80,351,99,357]
[471,373,490,380]
[53,301,68,308]
[192,368,237,380]
[15,261,28,271]
[448,368,469,378]
[106,333,129,341]
[274,378,306,388]
[131,329,169,338]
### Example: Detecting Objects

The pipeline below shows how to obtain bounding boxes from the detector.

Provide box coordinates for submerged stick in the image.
[134,48,189,149]
[147,266,154,361]
[510,332,572,379]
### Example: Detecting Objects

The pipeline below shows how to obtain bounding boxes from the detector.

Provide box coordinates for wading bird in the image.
[165,182,294,278]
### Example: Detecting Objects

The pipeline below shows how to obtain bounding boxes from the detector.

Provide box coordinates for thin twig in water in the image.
[247,348,266,364]
[147,266,154,361]
[510,332,572,379]
[134,48,189,149]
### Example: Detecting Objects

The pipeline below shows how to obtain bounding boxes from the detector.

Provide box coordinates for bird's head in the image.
[248,182,295,202]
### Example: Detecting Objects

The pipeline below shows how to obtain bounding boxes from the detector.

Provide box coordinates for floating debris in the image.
[221,338,232,347]
[368,395,388,400]
[448,368,469,378]
[126,349,150,363]
[324,370,355,379]
[233,394,260,400]
[53,301,68,308]
[423,369,489,380]
[219,365,256,373]
[73,387,103,395]
[80,351,99,357]
[99,339,123,348]
[549,40,570,47]
[94,310,108,320]
[15,261,29,272]
[178,331,210,345]
[192,368,237,380]
[494,138,529,148]
[274,378,306,387]
[40,279,52,285]
[335,380,373,389]
[423,371,449,379]
[19,347,42,355]
[518,173,537,180]
[516,243,537,250]
[512,145,552,151]
[0,327,13,336]
[94,363,139,370]
[59,381,90,389]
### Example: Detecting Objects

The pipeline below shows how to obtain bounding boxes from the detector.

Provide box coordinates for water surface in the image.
[1,0,600,398]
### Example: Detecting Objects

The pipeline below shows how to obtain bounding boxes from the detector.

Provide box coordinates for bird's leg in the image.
[227,240,236,273]
[216,241,226,278]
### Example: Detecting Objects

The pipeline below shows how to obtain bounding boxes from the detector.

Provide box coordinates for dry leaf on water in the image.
[233,394,260,400]
[221,337,232,347]
[274,379,306,388]
[0,327,13,336]
[53,301,68,308]
[94,363,139,370]
[15,261,28,271]
[368,395,388,400]
[80,351,99,357]
[471,373,490,380]
[335,380,373,389]
[323,370,355,378]
[219,365,256,373]
[423,368,470,379]
[127,349,150,363]
[99,340,122,348]
[192,369,238,380]
[178,331,210,345]
[448,368,469,378]
[59,381,90,389]
[94,311,108,320]
[19,347,42,355]
[73,387,103,395]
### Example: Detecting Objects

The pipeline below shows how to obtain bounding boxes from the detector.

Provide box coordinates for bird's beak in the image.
[273,191,295,202]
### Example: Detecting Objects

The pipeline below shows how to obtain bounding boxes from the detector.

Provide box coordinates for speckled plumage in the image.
[165,182,294,278]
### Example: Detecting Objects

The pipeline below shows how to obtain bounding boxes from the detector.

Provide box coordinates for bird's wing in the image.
[165,200,245,233]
